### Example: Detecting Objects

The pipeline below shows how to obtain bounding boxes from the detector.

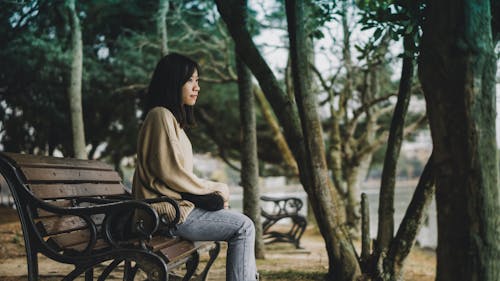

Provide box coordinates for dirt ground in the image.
[0,206,435,280]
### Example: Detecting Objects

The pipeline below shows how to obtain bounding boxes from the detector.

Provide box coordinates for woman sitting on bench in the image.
[133,53,258,281]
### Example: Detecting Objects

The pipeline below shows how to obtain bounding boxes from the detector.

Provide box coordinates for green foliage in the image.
[0,30,72,155]
[307,0,339,39]
[0,0,272,171]
[356,0,424,59]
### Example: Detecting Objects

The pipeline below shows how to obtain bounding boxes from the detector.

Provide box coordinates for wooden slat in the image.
[65,238,110,252]
[3,152,113,170]
[36,200,74,218]
[157,240,196,263]
[36,215,104,236]
[29,183,125,199]
[47,229,91,250]
[20,167,121,183]
[149,236,182,251]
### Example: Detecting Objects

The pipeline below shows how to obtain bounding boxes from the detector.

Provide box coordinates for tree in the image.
[312,1,427,231]
[157,0,169,56]
[375,1,418,266]
[419,0,500,280]
[66,0,87,159]
[216,0,362,278]
[237,55,265,259]
[285,0,363,278]
[216,1,445,280]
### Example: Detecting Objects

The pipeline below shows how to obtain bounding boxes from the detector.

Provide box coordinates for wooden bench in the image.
[260,195,307,249]
[0,152,220,281]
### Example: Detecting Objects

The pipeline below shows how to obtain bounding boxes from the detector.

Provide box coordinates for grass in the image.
[259,270,327,281]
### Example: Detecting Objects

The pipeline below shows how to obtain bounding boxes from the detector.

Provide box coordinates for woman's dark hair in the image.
[145,53,199,128]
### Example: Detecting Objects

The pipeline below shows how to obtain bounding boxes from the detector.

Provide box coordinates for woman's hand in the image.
[215,183,230,209]
[216,183,230,202]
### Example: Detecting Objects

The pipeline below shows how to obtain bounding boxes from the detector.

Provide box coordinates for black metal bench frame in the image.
[0,152,220,281]
[260,195,307,249]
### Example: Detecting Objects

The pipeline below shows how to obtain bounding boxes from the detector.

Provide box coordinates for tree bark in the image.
[345,162,361,230]
[376,35,415,257]
[237,55,265,259]
[285,0,361,279]
[419,1,499,280]
[66,0,87,159]
[254,85,299,176]
[383,154,435,280]
[216,0,361,279]
[157,0,169,56]
[360,193,371,265]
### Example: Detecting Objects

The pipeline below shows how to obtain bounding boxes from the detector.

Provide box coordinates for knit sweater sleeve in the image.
[138,108,229,200]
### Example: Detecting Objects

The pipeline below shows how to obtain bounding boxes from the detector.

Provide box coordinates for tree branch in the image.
[384,154,435,279]
[112,84,147,95]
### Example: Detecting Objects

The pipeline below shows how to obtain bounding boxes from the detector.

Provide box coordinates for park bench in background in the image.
[260,195,307,249]
[0,152,219,281]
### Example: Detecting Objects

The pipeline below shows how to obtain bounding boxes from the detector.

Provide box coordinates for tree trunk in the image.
[419,1,499,280]
[345,163,361,230]
[285,0,361,279]
[215,0,361,279]
[383,154,435,280]
[66,0,87,159]
[376,35,415,258]
[327,0,352,197]
[254,85,298,176]
[360,192,371,269]
[237,55,265,259]
[157,0,169,56]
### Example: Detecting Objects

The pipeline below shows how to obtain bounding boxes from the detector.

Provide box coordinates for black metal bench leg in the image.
[26,247,38,281]
[292,216,307,249]
[196,242,221,281]
[182,252,200,281]
[85,268,94,281]
[123,259,132,281]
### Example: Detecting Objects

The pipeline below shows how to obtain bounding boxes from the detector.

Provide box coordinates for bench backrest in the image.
[0,152,129,257]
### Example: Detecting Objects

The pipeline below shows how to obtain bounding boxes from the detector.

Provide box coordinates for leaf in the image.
[354,44,364,53]
[373,28,383,41]
[390,29,400,40]
[405,24,414,35]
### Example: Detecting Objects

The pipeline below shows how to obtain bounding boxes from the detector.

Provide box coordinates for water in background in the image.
[229,180,437,249]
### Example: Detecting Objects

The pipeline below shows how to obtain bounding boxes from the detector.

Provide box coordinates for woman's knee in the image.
[239,214,255,238]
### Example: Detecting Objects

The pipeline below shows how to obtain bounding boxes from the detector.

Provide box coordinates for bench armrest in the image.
[36,198,160,249]
[260,195,304,216]
[78,196,182,235]
[79,196,181,235]
[142,197,181,230]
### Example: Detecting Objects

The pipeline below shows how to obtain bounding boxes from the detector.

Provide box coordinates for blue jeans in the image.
[171,208,258,281]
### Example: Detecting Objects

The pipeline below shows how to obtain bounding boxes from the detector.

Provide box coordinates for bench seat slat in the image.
[29,183,126,199]
[47,229,91,250]
[36,200,74,218]
[36,215,104,236]
[148,236,183,251]
[64,238,110,253]
[21,167,122,182]
[4,153,113,170]
[157,240,196,263]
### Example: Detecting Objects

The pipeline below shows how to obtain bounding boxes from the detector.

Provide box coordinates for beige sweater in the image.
[132,107,229,225]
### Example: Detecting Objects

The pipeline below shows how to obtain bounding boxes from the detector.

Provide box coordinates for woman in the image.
[132,53,258,281]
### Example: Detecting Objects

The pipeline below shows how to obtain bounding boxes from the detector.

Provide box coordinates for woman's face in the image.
[182,69,200,106]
